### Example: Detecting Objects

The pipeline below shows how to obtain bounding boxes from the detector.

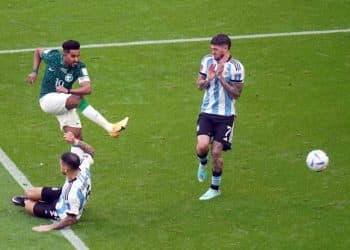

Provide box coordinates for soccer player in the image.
[11,132,94,231]
[196,34,245,200]
[27,40,128,157]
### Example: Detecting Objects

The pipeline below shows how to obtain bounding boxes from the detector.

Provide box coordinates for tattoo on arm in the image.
[52,215,77,230]
[75,139,95,157]
[218,77,243,99]
[197,74,209,90]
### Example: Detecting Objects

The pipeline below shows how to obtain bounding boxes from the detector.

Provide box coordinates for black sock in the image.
[197,153,208,165]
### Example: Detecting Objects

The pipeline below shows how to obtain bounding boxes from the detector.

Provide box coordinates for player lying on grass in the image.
[28,40,128,158]
[11,132,94,232]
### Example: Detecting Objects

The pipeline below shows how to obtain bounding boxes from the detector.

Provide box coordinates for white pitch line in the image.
[0,28,349,55]
[0,148,89,250]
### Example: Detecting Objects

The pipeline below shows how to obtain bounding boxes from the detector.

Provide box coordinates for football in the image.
[306,150,329,171]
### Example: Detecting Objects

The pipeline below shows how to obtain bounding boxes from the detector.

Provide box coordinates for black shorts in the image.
[33,187,62,220]
[196,112,235,151]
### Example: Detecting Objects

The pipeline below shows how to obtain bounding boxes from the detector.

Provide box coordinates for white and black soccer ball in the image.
[306,150,329,172]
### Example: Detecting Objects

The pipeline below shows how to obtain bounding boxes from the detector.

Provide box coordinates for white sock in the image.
[71,146,85,160]
[81,105,113,132]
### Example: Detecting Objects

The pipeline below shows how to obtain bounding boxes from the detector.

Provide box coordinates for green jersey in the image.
[39,49,90,98]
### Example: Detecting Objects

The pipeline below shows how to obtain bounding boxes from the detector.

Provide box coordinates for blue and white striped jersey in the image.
[199,54,244,116]
[55,153,93,220]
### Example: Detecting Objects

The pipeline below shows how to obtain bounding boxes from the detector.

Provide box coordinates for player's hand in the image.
[64,131,76,144]
[32,224,54,232]
[216,63,225,77]
[27,72,38,85]
[207,63,216,81]
[56,85,68,93]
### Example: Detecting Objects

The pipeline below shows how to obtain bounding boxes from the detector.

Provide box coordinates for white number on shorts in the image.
[223,125,233,143]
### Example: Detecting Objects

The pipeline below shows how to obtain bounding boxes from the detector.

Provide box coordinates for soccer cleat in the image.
[110,117,129,138]
[11,196,26,207]
[197,163,207,182]
[199,188,221,201]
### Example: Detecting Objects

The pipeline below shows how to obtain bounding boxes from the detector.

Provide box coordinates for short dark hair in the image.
[211,34,231,50]
[61,152,80,170]
[62,40,80,51]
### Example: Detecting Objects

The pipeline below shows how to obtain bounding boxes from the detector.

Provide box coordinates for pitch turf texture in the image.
[1,1,350,249]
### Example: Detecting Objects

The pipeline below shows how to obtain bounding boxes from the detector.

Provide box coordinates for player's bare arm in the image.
[32,214,77,232]
[56,81,92,96]
[197,64,216,90]
[64,132,95,156]
[218,76,243,100]
[27,48,45,84]
[197,74,209,90]
[216,63,243,100]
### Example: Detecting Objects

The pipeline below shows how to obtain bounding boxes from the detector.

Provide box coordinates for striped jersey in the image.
[199,54,244,116]
[55,153,93,220]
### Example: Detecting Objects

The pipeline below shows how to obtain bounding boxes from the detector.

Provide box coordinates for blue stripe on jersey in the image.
[77,189,85,211]
[224,63,232,116]
[201,91,210,111]
[212,78,220,114]
[56,202,66,215]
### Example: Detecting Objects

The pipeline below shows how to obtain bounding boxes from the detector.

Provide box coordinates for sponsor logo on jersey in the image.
[65,74,73,82]
[48,67,55,72]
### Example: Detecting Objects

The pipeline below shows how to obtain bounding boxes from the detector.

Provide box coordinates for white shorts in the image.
[39,93,82,130]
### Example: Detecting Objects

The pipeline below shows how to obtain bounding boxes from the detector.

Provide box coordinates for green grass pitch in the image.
[0,1,350,249]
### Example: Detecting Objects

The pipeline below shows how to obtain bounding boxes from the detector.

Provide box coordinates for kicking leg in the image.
[73,97,128,138]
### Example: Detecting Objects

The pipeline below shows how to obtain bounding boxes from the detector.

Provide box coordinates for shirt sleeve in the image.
[78,65,90,84]
[79,153,94,171]
[199,55,210,76]
[66,195,81,216]
[230,61,245,83]
[41,49,60,64]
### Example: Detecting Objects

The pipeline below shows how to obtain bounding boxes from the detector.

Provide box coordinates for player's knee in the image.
[25,188,36,199]
[24,200,36,215]
[66,95,81,109]
[197,143,209,154]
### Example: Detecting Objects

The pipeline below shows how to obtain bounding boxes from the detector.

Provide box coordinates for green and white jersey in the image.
[39,49,90,98]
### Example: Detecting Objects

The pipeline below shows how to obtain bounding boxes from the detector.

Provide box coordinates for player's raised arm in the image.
[216,62,244,100]
[27,48,45,85]
[64,132,95,157]
[197,63,216,90]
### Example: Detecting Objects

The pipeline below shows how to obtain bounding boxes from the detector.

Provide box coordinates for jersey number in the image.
[223,125,233,143]
[55,78,65,87]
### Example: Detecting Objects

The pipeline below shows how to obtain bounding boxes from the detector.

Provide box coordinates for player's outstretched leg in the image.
[77,98,129,138]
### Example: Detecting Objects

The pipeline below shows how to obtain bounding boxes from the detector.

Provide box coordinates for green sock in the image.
[78,98,89,112]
